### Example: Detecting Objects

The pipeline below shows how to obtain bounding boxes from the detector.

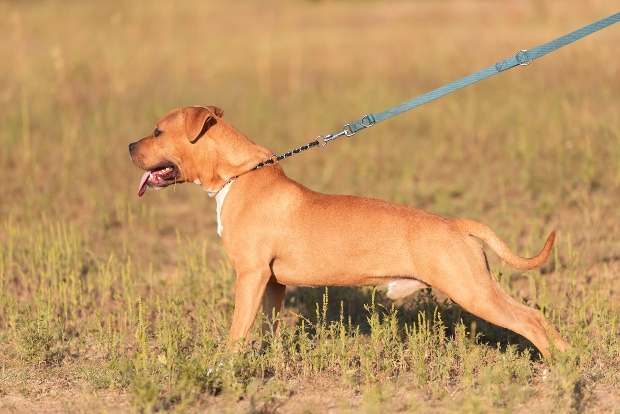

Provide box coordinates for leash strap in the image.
[337,12,620,138]
[253,12,619,171]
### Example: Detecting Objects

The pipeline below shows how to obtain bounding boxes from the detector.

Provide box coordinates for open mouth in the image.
[137,164,179,197]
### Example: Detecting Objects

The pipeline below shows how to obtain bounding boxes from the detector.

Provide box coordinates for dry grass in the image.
[1,0,619,412]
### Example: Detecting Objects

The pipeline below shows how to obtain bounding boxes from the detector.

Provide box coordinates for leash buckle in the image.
[516,49,532,66]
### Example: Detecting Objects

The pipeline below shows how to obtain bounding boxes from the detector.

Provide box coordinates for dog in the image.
[128,105,568,357]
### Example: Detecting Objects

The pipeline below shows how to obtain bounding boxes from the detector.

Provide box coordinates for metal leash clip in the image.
[315,117,373,147]
[342,124,355,137]
[315,127,347,147]
[315,135,329,147]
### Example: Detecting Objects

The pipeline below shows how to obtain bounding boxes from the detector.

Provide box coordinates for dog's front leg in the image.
[261,280,286,348]
[227,269,271,351]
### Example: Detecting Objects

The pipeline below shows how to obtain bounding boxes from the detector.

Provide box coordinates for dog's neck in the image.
[193,121,273,195]
[186,121,274,236]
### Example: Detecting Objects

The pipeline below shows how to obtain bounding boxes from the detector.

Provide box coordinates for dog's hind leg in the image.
[431,240,568,358]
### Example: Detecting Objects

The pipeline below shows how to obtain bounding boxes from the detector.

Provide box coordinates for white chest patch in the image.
[215,180,234,237]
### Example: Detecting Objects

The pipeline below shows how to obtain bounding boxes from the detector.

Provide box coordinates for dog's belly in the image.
[270,269,410,287]
[271,256,429,300]
[270,243,424,288]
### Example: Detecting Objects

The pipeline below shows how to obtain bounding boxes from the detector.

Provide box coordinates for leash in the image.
[253,12,620,170]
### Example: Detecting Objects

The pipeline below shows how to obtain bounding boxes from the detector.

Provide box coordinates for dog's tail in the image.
[451,218,555,270]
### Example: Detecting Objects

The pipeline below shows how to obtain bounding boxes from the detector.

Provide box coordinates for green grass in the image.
[1,0,620,412]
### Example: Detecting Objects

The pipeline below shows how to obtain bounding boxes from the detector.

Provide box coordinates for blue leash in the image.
[254,12,620,169]
[318,12,620,144]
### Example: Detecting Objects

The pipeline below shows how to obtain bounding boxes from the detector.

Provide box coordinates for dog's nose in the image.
[128,142,137,152]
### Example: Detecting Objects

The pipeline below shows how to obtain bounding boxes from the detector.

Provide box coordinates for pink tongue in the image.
[138,171,150,197]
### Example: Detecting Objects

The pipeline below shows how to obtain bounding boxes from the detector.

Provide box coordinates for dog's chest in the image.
[214,180,234,236]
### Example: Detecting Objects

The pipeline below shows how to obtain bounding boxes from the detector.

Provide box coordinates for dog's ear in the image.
[184,106,224,142]
[206,106,224,118]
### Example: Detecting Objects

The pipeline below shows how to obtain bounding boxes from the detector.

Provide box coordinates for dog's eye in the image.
[154,128,162,137]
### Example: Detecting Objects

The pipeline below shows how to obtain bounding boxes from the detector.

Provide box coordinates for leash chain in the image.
[253,124,357,169]
[217,139,325,191]
[253,137,318,169]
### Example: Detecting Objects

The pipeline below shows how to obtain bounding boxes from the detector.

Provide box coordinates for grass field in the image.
[1,0,620,412]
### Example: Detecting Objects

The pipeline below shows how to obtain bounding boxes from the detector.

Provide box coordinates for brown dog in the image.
[128,106,568,357]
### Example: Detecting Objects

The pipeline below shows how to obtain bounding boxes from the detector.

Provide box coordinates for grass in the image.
[1,0,620,412]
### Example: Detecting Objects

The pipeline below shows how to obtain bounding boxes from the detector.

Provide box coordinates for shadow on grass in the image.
[287,286,542,361]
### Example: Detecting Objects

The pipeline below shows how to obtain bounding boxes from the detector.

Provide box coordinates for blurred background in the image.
[0,0,619,410]
[2,0,618,284]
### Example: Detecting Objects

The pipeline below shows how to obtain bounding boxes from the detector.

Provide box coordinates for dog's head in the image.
[129,106,224,197]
